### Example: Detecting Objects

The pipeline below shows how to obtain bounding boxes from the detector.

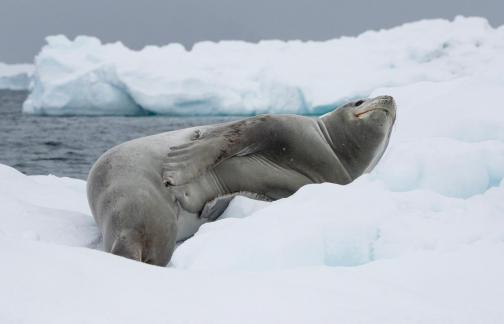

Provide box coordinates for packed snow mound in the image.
[369,78,504,198]
[0,63,33,90]
[0,164,99,247]
[173,179,504,270]
[23,16,504,115]
[2,162,504,322]
[2,237,503,324]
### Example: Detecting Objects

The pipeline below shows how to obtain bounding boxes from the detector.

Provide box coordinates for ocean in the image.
[0,90,239,179]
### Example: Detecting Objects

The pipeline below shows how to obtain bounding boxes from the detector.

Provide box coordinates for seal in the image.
[87,95,396,266]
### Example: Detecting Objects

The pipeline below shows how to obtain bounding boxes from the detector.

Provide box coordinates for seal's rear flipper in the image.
[200,192,272,221]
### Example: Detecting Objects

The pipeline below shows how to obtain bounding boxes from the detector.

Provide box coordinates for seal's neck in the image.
[319,112,365,181]
[320,110,393,181]
[317,117,352,183]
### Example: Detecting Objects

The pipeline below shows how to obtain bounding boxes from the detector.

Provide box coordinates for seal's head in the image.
[321,95,396,180]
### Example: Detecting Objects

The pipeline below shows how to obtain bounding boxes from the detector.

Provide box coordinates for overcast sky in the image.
[1,0,503,63]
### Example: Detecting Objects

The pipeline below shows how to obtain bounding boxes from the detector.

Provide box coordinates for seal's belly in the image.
[175,209,208,242]
[215,154,313,199]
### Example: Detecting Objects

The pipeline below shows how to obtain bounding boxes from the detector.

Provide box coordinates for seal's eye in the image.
[355,100,365,107]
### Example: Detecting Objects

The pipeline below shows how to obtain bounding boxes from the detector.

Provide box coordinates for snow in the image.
[23,16,504,115]
[0,63,33,90]
[0,165,99,247]
[1,161,504,322]
[173,178,504,269]
[2,16,504,323]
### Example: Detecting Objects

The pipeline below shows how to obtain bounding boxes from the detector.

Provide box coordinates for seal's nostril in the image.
[379,95,393,102]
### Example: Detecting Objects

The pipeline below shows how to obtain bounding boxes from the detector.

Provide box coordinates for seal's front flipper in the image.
[200,192,272,221]
[163,115,280,186]
[110,230,143,262]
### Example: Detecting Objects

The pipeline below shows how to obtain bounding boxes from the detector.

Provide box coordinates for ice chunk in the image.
[0,63,33,90]
[372,138,504,197]
[371,78,504,142]
[23,16,504,115]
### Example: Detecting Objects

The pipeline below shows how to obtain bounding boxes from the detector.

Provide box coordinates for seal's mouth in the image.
[354,96,396,120]
[355,107,390,119]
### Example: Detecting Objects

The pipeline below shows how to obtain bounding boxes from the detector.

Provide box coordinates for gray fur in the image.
[87,95,396,266]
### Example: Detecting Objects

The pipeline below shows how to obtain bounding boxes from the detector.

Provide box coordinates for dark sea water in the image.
[0,90,239,179]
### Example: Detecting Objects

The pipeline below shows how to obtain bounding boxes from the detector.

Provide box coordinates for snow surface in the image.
[2,16,504,323]
[0,63,33,90]
[3,74,504,322]
[23,16,504,115]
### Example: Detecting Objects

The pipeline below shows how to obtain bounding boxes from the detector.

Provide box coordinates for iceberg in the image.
[23,16,504,115]
[0,63,33,90]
